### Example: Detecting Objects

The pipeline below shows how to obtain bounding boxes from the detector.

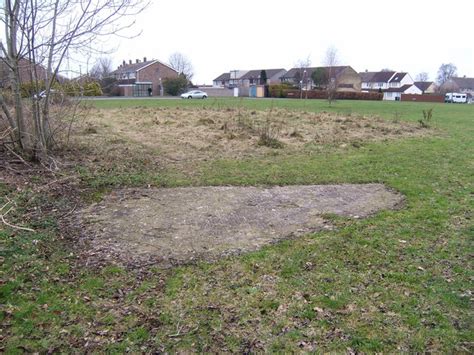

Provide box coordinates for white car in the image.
[181,90,208,99]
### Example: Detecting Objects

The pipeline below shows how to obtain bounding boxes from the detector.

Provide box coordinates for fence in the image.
[401,94,445,103]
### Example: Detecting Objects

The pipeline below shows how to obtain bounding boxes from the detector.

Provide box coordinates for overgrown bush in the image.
[268,83,295,98]
[163,74,188,96]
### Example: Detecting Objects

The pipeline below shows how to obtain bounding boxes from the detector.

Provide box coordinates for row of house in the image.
[212,66,474,101]
[2,56,473,99]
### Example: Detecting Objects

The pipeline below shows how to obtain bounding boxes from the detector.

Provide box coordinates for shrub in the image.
[419,108,433,128]
[268,83,294,98]
[83,81,102,96]
[163,74,188,96]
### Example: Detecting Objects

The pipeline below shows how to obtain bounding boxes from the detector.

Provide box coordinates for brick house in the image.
[112,57,178,96]
[280,66,361,92]
[0,58,49,88]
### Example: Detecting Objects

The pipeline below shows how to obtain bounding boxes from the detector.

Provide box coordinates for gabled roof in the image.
[414,81,434,91]
[450,77,474,90]
[213,72,231,81]
[385,84,414,93]
[281,66,350,80]
[359,71,376,82]
[240,68,286,80]
[368,71,396,83]
[112,59,176,75]
[389,72,408,83]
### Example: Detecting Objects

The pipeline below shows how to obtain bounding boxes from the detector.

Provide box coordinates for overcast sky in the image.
[3,0,473,83]
[108,0,473,84]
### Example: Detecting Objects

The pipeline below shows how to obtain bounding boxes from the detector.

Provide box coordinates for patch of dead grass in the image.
[72,107,428,169]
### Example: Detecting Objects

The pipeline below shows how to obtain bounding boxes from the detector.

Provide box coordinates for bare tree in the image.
[0,0,147,162]
[90,57,113,80]
[323,46,340,105]
[436,63,457,86]
[294,55,311,98]
[416,72,429,82]
[168,52,194,81]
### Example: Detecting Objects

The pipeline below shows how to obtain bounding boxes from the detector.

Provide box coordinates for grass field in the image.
[1,98,473,352]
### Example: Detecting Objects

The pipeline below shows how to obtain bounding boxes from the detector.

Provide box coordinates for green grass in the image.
[1,98,473,352]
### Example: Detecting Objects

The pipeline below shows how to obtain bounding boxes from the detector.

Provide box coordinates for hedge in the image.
[268,88,383,101]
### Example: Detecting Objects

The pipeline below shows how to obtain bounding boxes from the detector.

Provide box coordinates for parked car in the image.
[180,90,208,99]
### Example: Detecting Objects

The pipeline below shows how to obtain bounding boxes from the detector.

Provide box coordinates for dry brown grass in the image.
[72,107,427,167]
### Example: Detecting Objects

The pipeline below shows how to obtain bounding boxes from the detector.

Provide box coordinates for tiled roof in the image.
[213,72,231,81]
[389,72,408,83]
[240,69,286,80]
[281,66,349,80]
[451,77,474,90]
[359,71,376,82]
[368,71,396,83]
[414,81,434,91]
[385,84,413,93]
[111,59,176,75]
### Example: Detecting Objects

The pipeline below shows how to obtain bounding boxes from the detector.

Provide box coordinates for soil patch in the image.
[76,184,404,267]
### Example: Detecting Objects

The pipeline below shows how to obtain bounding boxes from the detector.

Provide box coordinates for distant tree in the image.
[260,70,267,85]
[90,57,116,96]
[416,72,429,82]
[163,74,188,96]
[311,67,328,89]
[294,56,311,97]
[294,70,302,86]
[381,68,394,72]
[323,46,340,105]
[168,52,194,81]
[90,57,113,80]
[436,63,457,85]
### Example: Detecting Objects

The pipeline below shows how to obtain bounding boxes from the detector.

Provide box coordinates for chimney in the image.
[122,60,126,66]
[365,69,368,72]
[143,57,147,62]
[129,59,132,65]
[136,59,140,63]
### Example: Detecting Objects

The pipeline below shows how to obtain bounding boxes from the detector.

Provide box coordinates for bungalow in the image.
[281,66,361,92]
[414,81,437,94]
[111,57,178,96]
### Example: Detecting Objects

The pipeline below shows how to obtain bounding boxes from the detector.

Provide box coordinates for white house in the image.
[359,70,421,100]
[384,84,422,101]
[360,71,396,91]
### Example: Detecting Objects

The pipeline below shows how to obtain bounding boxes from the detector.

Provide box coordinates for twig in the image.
[3,144,32,167]
[0,201,35,233]
[168,322,183,338]
[58,203,78,219]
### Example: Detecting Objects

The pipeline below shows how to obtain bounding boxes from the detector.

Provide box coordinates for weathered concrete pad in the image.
[78,184,403,266]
